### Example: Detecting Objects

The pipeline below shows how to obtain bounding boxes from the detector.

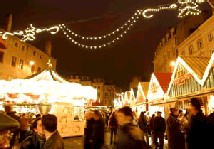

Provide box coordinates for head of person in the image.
[42,114,57,133]
[31,117,44,136]
[170,108,179,116]
[116,106,133,125]
[93,110,102,120]
[189,98,202,116]
[4,105,12,114]
[157,111,162,117]
[139,111,145,118]
[36,114,41,118]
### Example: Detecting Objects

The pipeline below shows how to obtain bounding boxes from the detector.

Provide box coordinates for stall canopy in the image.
[166,55,213,100]
[0,69,97,104]
[147,73,172,105]
[136,82,149,104]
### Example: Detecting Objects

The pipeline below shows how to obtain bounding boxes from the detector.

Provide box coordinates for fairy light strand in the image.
[0,1,208,49]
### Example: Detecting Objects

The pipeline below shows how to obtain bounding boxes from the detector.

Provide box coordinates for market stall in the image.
[135,82,149,116]
[0,69,97,137]
[166,55,214,115]
[147,73,171,118]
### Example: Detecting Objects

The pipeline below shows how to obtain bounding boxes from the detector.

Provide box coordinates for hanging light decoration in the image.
[0,1,208,49]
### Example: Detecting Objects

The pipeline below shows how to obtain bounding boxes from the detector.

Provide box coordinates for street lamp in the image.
[29,60,35,66]
[170,61,175,73]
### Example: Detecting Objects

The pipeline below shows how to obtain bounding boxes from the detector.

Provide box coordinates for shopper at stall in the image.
[0,111,20,148]
[20,117,45,149]
[42,114,64,149]
[19,113,30,142]
[166,108,185,149]
[138,111,149,146]
[115,106,148,149]
[149,113,156,147]
[4,105,21,148]
[186,98,207,149]
[153,111,166,149]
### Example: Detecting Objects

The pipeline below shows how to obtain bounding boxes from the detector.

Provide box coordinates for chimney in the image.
[45,40,52,56]
[6,13,12,32]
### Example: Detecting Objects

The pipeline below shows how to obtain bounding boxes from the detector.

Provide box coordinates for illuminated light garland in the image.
[0,24,60,42]
[142,4,177,18]
[60,10,141,41]
[0,2,207,49]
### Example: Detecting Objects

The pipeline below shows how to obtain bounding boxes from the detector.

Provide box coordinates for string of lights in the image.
[0,1,209,49]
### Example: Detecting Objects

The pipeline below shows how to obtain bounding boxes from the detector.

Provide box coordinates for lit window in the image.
[197,39,203,50]
[19,59,24,69]
[11,56,17,67]
[188,45,194,55]
[31,65,35,73]
[208,33,213,42]
[37,67,41,72]
[0,51,4,63]
[22,46,25,51]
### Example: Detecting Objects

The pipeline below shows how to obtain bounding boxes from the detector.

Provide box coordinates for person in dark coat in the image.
[42,114,64,149]
[115,106,147,149]
[108,111,118,145]
[153,111,166,149]
[166,108,185,149]
[186,98,207,149]
[138,111,149,145]
[84,110,105,149]
[20,117,45,149]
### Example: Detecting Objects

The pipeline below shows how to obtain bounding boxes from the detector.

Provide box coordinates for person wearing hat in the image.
[186,98,207,149]
[0,111,20,148]
[166,108,185,149]
[153,111,166,149]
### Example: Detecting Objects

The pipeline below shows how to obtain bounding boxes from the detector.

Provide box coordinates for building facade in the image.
[154,12,212,73]
[177,14,214,58]
[0,35,57,80]
[68,76,116,106]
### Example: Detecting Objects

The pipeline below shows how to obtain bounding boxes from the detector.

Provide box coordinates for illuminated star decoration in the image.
[0,1,206,49]
[178,2,201,18]
[0,24,59,42]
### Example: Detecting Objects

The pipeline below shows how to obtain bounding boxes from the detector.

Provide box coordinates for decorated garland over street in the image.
[0,1,212,49]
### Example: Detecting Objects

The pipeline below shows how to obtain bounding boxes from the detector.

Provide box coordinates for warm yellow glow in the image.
[147,73,165,102]
[170,61,175,66]
[29,60,35,66]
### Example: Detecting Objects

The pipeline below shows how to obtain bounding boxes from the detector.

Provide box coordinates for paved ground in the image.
[14,130,168,149]
[63,130,169,149]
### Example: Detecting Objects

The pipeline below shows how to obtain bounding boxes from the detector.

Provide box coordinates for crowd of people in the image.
[1,97,214,149]
[0,105,64,149]
[84,97,214,149]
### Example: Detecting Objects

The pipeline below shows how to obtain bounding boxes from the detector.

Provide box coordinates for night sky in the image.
[0,0,211,89]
